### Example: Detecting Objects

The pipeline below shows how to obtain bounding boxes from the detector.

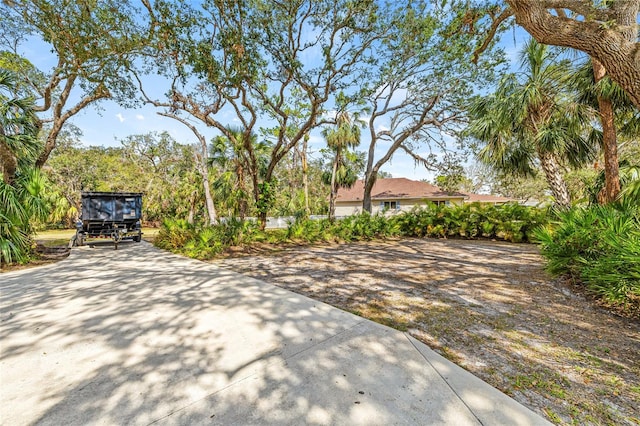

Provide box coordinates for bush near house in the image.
[155,202,549,257]
[394,202,548,242]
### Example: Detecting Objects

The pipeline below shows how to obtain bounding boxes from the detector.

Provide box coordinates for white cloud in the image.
[376,124,390,133]
[115,113,125,123]
[135,114,144,121]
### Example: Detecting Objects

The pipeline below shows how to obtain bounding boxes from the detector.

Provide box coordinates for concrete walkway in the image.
[0,242,550,425]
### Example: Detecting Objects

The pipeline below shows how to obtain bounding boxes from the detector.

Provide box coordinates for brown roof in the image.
[336,178,466,201]
[464,193,514,203]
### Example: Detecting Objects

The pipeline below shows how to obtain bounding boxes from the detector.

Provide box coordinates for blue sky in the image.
[20,17,531,182]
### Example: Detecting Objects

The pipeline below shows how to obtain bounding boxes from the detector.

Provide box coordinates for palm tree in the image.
[570,59,639,204]
[468,39,594,208]
[1,70,41,185]
[323,111,362,221]
[1,69,48,264]
[210,126,255,220]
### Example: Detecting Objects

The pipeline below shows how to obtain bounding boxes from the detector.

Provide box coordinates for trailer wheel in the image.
[112,230,123,250]
[133,235,141,243]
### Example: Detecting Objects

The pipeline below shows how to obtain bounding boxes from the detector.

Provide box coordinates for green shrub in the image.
[582,233,640,307]
[334,213,400,242]
[155,218,260,258]
[396,202,547,243]
[534,203,640,311]
[182,226,224,259]
[155,218,196,250]
[286,217,328,242]
[219,217,259,246]
[154,205,549,265]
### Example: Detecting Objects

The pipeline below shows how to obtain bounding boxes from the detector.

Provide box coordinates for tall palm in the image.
[0,70,40,185]
[468,39,594,208]
[323,111,362,221]
[1,69,48,264]
[570,59,640,203]
[210,126,255,220]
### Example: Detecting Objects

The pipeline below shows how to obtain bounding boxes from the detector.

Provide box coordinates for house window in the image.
[383,201,399,210]
[432,200,450,206]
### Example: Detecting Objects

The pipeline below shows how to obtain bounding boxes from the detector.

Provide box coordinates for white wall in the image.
[335,198,465,216]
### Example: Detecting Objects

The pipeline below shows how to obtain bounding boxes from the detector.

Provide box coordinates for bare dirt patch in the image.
[1,243,70,272]
[213,238,640,425]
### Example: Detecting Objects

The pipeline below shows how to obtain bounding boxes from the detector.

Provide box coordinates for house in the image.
[335,178,467,216]
[335,178,515,216]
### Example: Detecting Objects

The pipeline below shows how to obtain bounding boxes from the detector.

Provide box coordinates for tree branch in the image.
[472,8,513,64]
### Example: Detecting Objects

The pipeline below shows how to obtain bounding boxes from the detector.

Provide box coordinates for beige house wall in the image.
[334,201,363,217]
[335,197,465,217]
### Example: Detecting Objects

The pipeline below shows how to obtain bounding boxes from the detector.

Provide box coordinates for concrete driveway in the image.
[0,242,549,425]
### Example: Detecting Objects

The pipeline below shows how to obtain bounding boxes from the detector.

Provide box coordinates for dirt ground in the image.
[213,238,640,425]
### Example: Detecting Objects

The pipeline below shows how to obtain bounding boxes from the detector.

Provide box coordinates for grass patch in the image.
[38,237,73,247]
[35,227,160,243]
[543,408,562,424]
[511,371,569,399]
[35,229,76,241]
[141,227,159,242]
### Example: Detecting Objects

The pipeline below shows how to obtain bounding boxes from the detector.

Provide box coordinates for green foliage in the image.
[42,129,335,229]
[154,218,196,251]
[0,169,50,265]
[2,0,148,167]
[588,161,640,206]
[283,213,401,244]
[467,39,595,208]
[156,203,549,262]
[1,69,50,265]
[43,131,207,227]
[256,180,276,217]
[534,203,640,311]
[334,213,401,242]
[322,111,364,221]
[155,217,260,259]
[395,202,548,243]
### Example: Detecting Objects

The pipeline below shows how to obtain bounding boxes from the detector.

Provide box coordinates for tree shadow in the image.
[214,237,640,424]
[0,241,534,425]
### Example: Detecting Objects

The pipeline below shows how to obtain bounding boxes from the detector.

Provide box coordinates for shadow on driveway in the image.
[1,242,546,425]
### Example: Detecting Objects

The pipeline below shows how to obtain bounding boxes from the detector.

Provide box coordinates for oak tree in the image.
[473,0,640,109]
[1,0,147,167]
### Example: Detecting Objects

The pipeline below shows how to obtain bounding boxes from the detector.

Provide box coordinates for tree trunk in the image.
[538,149,571,208]
[237,164,247,220]
[0,135,17,185]
[592,59,621,203]
[301,136,310,217]
[35,124,61,169]
[362,173,377,213]
[193,145,217,226]
[202,169,218,225]
[329,155,338,221]
[258,211,267,231]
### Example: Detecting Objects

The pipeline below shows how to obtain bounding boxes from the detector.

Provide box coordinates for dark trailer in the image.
[75,192,143,249]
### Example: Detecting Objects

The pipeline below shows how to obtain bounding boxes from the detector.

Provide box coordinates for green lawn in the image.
[35,228,160,246]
